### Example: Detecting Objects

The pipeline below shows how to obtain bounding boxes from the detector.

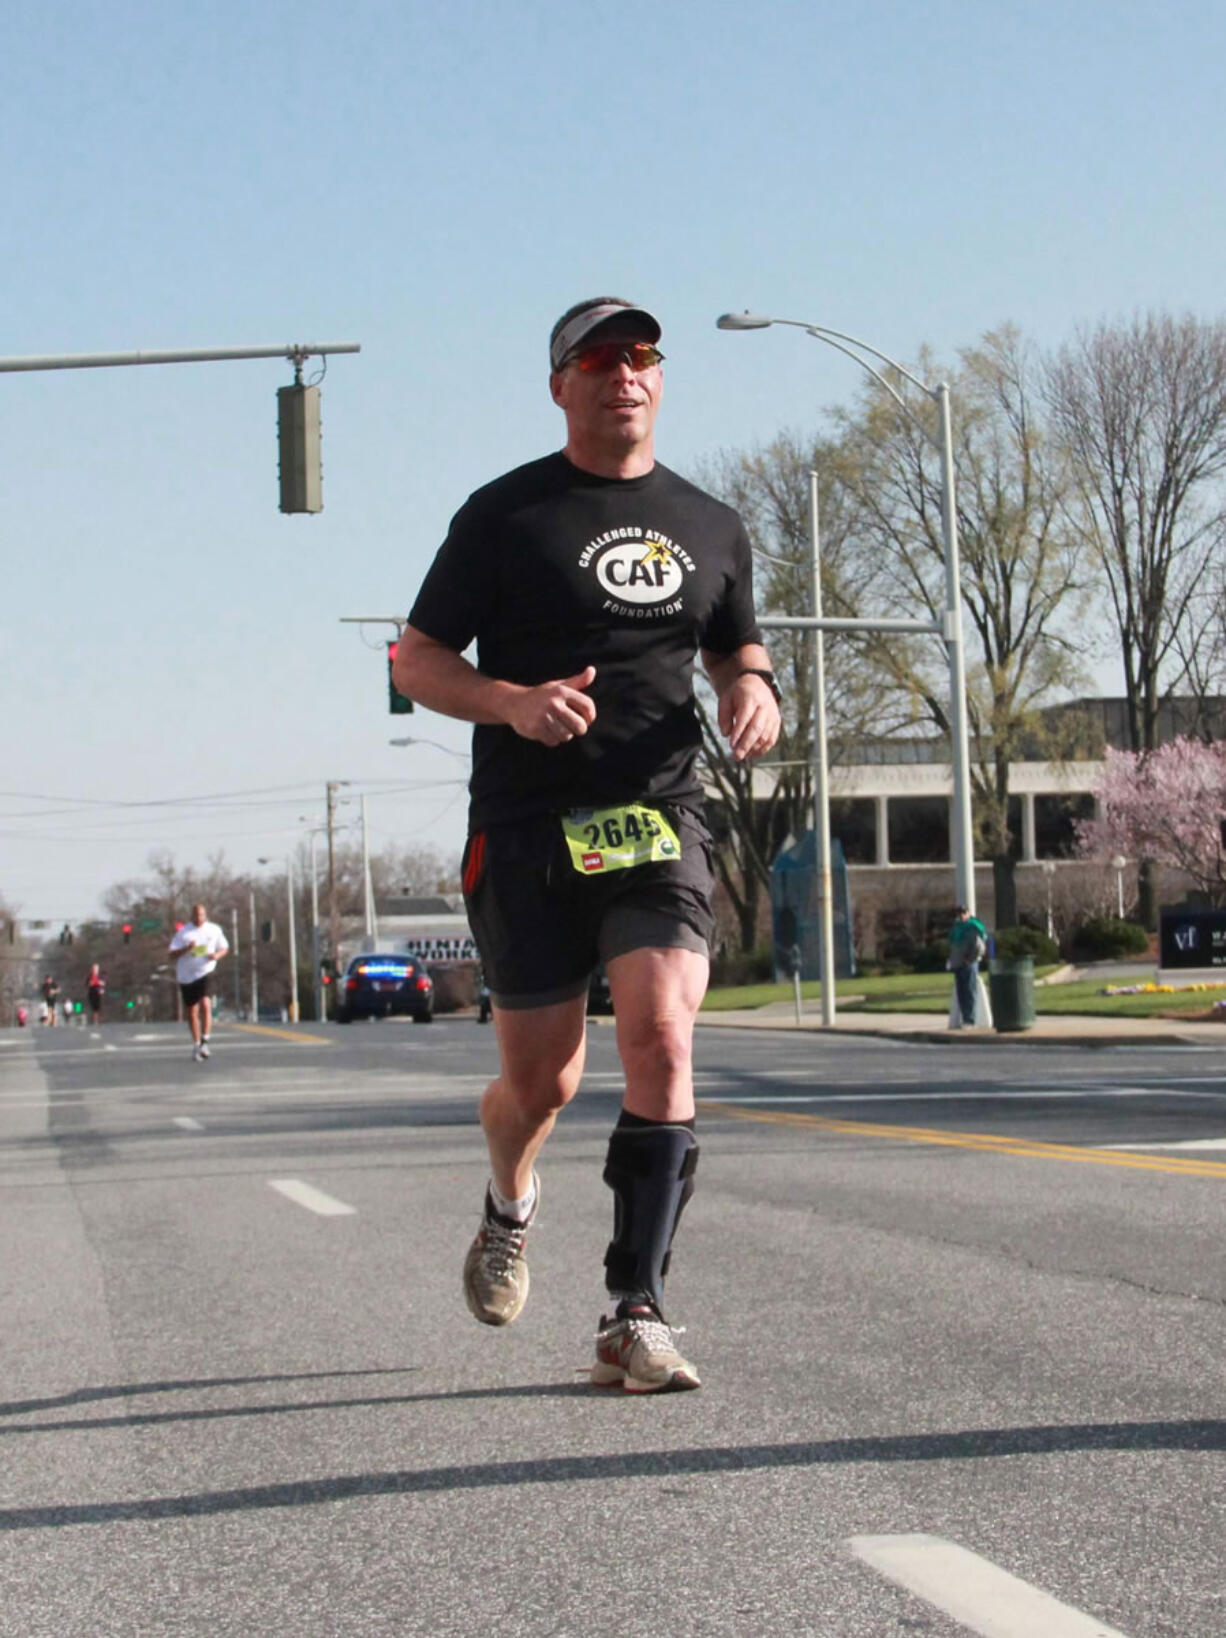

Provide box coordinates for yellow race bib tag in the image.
[562,804,682,875]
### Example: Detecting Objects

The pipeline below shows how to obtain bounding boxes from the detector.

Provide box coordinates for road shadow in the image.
[1,1413,1222,1530]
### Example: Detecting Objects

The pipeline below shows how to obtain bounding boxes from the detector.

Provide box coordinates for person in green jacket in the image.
[949,905,989,1026]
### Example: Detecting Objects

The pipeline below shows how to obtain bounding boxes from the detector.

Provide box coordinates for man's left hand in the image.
[719,674,781,762]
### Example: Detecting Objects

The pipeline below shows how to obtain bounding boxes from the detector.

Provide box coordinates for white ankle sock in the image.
[490,1178,536,1222]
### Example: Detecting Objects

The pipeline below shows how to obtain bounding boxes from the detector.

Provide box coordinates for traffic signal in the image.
[387,641,414,714]
[277,383,323,514]
[122,923,132,944]
[261,920,275,943]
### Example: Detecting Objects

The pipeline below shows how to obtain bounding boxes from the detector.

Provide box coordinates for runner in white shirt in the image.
[168,903,229,1061]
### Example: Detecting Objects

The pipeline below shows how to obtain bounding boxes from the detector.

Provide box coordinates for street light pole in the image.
[807,471,836,1026]
[717,311,977,915]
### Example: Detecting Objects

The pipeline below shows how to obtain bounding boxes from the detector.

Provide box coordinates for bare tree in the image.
[1047,312,1226,746]
[691,435,907,950]
[833,327,1092,925]
[1046,311,1226,922]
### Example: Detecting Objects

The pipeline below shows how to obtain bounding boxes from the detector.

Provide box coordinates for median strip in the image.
[697,1100,1226,1180]
[228,1024,333,1047]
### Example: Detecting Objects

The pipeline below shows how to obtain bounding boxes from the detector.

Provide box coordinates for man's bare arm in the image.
[394,624,597,748]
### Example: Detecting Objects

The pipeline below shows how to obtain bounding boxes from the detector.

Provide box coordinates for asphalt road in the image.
[1,1017,1224,1637]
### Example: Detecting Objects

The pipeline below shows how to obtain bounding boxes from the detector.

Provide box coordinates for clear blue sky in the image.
[3,0,1222,923]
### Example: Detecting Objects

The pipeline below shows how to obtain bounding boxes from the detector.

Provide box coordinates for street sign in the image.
[137,917,163,934]
[1160,908,1226,969]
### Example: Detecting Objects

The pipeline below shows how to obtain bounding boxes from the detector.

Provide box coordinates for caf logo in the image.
[595,539,684,605]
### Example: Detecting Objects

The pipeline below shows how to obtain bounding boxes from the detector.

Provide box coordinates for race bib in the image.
[562,804,682,875]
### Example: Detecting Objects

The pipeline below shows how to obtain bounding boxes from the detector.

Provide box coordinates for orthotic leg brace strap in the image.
[603,1124,699,1309]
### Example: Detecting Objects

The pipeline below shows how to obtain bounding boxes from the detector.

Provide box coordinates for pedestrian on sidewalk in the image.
[394,295,781,1392]
[948,905,990,1028]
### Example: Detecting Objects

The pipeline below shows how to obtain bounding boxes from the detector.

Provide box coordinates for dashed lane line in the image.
[1105,1136,1226,1152]
[268,1179,356,1216]
[849,1533,1131,1637]
[698,1099,1226,1180]
[173,1117,205,1132]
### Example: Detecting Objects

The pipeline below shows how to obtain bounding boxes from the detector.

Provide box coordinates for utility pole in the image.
[326,780,350,977]
[249,891,259,1023]
[230,907,240,1018]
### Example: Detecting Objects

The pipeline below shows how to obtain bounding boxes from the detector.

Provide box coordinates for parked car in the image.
[335,954,434,1023]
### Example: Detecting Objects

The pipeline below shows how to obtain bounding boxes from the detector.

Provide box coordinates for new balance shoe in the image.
[462,1175,539,1327]
[591,1303,701,1393]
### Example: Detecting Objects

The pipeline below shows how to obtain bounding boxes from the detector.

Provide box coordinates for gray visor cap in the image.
[549,302,662,371]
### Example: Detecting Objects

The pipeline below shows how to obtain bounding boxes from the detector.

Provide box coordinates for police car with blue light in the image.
[335,954,434,1024]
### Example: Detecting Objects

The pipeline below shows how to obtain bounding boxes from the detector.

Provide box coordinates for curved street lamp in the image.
[716,311,977,916]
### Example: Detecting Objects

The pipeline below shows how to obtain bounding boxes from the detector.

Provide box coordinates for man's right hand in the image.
[505,666,597,746]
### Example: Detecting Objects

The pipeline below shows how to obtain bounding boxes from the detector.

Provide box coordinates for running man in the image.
[395,296,781,1391]
[169,904,229,1060]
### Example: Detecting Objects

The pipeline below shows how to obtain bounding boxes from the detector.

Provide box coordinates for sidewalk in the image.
[693,1001,1226,1048]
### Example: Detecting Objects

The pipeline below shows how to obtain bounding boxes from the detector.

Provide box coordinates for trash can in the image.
[988,955,1036,1033]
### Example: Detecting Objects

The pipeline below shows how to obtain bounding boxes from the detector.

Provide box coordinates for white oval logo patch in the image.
[595,540,684,604]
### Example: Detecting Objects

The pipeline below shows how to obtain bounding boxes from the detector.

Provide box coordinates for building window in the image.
[1035,793,1095,858]
[829,798,877,865]
[887,796,950,863]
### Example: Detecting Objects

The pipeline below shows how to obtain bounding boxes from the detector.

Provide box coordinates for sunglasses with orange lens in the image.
[569,342,665,375]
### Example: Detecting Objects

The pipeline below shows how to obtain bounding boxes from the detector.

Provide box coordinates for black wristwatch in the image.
[737,667,782,705]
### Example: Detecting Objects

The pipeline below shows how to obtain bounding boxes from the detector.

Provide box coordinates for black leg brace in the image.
[603,1122,699,1312]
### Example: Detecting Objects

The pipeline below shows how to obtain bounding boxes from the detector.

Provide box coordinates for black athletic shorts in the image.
[462,807,715,1009]
[179,975,212,1007]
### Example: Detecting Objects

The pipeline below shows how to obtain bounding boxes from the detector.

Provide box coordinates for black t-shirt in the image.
[408,453,762,828]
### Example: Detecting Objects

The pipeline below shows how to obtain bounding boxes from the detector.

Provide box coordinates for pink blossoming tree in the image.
[1077,738,1226,905]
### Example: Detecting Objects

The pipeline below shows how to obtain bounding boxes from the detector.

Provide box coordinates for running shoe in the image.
[192,1044,204,1062]
[591,1303,701,1393]
[461,1175,539,1327]
[199,1042,210,1059]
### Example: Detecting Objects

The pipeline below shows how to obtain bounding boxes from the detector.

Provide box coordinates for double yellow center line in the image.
[696,1100,1226,1180]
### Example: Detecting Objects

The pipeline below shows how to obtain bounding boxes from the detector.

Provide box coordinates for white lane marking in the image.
[1104,1136,1226,1151]
[173,1116,205,1132]
[104,1044,118,1052]
[268,1179,356,1217]
[849,1534,1131,1637]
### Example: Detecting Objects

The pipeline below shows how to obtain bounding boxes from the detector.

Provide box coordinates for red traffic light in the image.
[122,923,132,944]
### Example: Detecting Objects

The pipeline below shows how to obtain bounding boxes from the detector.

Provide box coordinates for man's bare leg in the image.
[592,946,709,1391]
[462,992,587,1326]
[482,993,589,1198]
[607,945,709,1123]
